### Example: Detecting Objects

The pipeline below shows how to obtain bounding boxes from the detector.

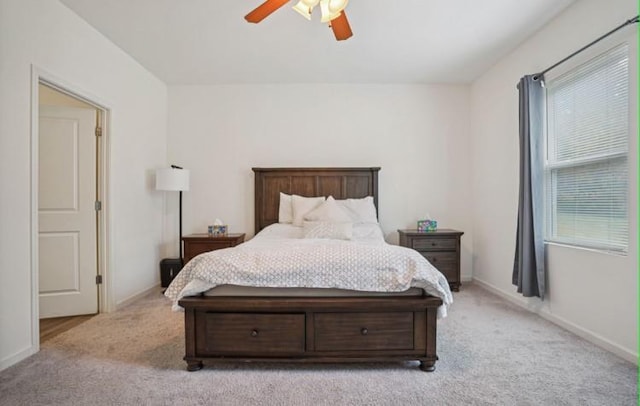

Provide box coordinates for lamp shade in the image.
[156,167,190,191]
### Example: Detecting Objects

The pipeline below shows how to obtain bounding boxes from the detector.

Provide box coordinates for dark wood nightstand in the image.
[398,229,464,292]
[182,233,245,264]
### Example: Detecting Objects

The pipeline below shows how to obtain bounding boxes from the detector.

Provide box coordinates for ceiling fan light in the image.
[328,0,349,13]
[319,0,342,22]
[293,0,319,20]
[292,3,312,19]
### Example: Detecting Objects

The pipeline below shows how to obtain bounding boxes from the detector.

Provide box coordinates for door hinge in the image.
[95,126,102,137]
[96,275,103,285]
[95,200,102,211]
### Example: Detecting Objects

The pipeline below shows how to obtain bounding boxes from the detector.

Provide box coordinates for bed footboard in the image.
[179,295,442,372]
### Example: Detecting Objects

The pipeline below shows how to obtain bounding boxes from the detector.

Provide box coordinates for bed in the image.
[167,167,451,372]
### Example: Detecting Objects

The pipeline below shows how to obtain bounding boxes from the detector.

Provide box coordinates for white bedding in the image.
[164,223,453,318]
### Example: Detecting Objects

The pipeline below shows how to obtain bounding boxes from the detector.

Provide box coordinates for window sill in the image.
[544,241,628,257]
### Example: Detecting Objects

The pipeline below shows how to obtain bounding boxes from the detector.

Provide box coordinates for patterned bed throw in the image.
[165,227,453,318]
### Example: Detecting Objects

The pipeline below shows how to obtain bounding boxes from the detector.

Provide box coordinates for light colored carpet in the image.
[0,284,636,406]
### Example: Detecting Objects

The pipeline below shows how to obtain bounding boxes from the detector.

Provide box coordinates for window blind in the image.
[545,44,629,252]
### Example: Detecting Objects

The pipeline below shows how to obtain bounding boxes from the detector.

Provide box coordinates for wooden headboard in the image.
[252,167,380,233]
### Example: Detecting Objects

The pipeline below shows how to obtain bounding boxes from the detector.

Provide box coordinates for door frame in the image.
[30,65,113,351]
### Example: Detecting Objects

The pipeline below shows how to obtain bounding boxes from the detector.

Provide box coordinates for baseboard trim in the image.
[0,345,37,371]
[115,283,161,310]
[472,277,638,365]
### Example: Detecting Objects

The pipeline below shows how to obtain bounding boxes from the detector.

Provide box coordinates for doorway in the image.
[32,74,110,347]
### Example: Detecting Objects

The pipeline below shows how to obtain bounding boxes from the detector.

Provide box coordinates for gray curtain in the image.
[512,75,545,299]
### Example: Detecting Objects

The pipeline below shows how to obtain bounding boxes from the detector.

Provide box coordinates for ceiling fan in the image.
[245,0,353,41]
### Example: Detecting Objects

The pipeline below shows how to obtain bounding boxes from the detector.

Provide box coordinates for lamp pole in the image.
[179,190,183,265]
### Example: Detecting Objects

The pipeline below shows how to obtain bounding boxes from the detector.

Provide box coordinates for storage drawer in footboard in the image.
[196,312,305,355]
[314,312,414,351]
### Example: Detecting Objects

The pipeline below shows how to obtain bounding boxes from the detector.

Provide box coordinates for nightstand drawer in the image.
[314,312,414,351]
[198,313,305,355]
[184,241,234,260]
[421,252,458,279]
[182,233,245,264]
[412,237,457,251]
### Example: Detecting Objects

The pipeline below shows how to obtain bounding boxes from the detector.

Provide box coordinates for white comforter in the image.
[165,223,453,318]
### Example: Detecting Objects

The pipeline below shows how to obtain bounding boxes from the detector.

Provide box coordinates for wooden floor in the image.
[40,315,95,343]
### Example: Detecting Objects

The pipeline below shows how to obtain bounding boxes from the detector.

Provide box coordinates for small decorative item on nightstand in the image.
[417,219,438,232]
[207,225,228,236]
[208,219,228,236]
[398,229,464,292]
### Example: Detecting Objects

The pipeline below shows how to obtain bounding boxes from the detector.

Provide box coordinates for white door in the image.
[39,105,98,318]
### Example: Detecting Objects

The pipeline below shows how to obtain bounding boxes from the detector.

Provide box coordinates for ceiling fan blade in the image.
[245,0,291,23]
[330,11,353,41]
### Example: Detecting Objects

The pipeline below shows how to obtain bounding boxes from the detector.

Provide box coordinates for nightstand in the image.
[182,233,245,264]
[398,229,464,292]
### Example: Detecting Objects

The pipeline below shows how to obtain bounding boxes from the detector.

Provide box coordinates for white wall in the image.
[469,0,638,362]
[0,0,167,369]
[167,84,473,275]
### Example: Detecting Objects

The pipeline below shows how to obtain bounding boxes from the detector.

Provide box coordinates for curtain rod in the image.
[533,15,638,80]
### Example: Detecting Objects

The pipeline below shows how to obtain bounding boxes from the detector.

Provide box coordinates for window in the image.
[544,44,629,252]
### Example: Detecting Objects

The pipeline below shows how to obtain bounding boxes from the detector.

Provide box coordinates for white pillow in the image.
[291,195,325,227]
[278,193,293,224]
[336,196,378,223]
[303,221,353,240]
[303,196,352,223]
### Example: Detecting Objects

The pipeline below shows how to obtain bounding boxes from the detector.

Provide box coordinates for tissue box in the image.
[207,225,228,236]
[417,219,437,232]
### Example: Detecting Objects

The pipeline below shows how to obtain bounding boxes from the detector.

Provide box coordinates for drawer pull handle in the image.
[431,242,436,246]
[250,329,259,337]
[361,328,368,335]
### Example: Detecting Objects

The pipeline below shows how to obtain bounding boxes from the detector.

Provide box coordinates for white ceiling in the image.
[59,0,575,85]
